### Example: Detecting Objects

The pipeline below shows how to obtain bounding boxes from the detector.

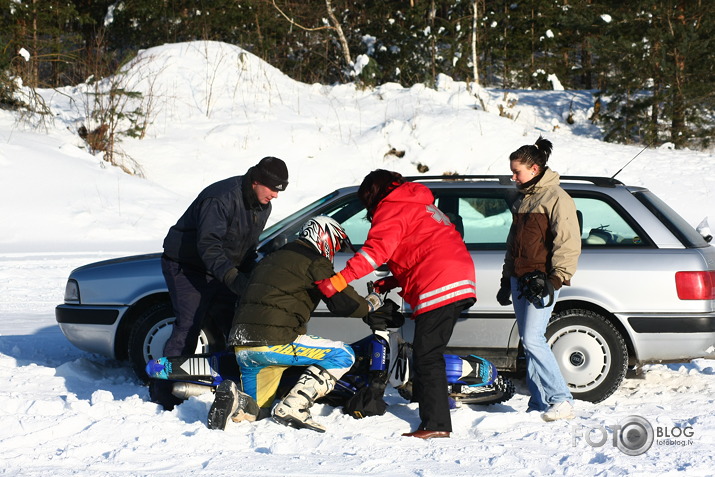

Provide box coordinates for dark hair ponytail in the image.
[358,169,406,222]
[509,135,553,173]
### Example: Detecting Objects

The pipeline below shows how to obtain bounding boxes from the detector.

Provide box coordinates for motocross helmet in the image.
[299,216,354,262]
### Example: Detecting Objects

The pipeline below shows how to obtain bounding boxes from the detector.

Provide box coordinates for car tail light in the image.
[675,271,715,300]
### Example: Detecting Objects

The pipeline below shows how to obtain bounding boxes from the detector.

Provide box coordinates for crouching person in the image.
[207,216,370,432]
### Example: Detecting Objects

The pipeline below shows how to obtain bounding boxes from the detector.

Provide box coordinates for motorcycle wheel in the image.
[397,374,515,406]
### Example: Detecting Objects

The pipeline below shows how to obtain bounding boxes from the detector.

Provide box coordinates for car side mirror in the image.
[262,233,289,254]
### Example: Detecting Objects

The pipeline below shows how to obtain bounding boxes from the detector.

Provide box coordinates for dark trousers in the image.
[161,255,236,356]
[151,256,236,410]
[411,299,473,432]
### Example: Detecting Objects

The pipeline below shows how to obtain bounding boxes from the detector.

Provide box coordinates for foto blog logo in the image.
[572,415,695,456]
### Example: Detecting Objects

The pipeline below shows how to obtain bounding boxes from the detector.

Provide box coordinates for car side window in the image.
[258,195,368,255]
[573,197,645,246]
[435,191,513,250]
[327,200,370,246]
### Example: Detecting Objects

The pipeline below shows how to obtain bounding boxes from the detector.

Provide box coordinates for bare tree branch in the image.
[270,0,332,32]
[270,0,352,77]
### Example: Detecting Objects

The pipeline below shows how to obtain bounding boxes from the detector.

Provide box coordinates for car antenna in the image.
[611,140,654,180]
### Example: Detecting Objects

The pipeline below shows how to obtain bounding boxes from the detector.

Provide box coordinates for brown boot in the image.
[402,430,450,439]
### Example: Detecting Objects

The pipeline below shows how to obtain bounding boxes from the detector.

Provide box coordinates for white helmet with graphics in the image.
[300,216,354,262]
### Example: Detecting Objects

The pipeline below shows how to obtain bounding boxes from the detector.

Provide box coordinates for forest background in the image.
[1,0,712,161]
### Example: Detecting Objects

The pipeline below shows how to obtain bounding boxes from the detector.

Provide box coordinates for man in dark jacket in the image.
[151,156,289,410]
[207,216,372,433]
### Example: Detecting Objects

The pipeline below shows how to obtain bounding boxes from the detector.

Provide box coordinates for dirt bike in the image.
[146,307,515,416]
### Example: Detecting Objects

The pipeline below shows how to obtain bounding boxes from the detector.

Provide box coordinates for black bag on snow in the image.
[342,381,387,419]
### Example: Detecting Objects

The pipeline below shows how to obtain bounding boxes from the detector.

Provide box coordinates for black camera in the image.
[517,270,554,307]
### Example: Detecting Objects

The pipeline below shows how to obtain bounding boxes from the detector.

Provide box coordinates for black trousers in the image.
[161,255,236,356]
[151,256,236,410]
[411,299,474,432]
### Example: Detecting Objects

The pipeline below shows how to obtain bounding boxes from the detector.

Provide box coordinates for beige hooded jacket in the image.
[501,168,581,287]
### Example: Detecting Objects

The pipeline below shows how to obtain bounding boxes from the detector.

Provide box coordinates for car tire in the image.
[127,302,217,382]
[546,309,628,403]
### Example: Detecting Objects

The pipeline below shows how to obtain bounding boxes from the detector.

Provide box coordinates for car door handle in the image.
[374,264,390,277]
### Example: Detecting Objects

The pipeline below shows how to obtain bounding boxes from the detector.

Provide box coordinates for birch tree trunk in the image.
[470,0,481,88]
[325,0,353,74]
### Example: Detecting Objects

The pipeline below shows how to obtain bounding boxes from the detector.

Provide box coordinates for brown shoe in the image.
[402,430,450,439]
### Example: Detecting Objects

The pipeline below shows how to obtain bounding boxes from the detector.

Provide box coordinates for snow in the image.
[18,47,30,62]
[1,41,714,475]
[547,73,564,91]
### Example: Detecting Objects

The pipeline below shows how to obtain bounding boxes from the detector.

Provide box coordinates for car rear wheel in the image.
[546,309,628,403]
[127,302,216,382]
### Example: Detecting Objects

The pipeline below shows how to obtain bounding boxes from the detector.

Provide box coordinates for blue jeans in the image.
[511,277,572,411]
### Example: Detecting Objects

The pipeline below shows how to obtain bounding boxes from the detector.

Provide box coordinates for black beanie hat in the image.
[252,156,289,192]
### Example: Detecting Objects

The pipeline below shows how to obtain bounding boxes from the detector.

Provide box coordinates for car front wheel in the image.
[546,309,628,403]
[127,302,216,382]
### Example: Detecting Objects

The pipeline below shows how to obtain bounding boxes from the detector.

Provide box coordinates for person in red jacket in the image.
[316,169,476,439]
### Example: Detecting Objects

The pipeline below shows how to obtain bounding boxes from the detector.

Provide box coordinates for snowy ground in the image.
[1,41,714,475]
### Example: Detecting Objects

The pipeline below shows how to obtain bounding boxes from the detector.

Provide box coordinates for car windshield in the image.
[635,190,710,248]
[259,190,340,241]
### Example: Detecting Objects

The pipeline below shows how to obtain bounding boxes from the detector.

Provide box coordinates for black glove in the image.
[237,250,259,273]
[362,299,404,331]
[224,268,249,296]
[496,277,512,306]
[496,286,512,306]
[517,270,555,307]
[373,276,399,294]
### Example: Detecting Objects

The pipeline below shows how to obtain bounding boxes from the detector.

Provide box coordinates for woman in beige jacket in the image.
[497,136,581,422]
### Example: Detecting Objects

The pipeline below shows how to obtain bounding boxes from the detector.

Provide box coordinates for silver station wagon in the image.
[56,175,715,403]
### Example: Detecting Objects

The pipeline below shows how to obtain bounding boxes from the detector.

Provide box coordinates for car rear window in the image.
[635,190,710,248]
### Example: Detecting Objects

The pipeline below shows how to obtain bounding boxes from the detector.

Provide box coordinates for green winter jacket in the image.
[501,168,581,286]
[227,240,369,346]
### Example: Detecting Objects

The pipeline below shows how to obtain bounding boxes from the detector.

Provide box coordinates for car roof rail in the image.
[559,176,624,187]
[405,174,624,188]
[405,174,513,185]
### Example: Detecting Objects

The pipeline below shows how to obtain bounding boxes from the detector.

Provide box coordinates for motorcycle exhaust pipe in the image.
[171,382,214,399]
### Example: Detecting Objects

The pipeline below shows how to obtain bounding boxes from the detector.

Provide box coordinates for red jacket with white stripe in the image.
[340,182,476,316]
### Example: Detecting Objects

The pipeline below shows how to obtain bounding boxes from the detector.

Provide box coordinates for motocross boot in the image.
[272,365,335,433]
